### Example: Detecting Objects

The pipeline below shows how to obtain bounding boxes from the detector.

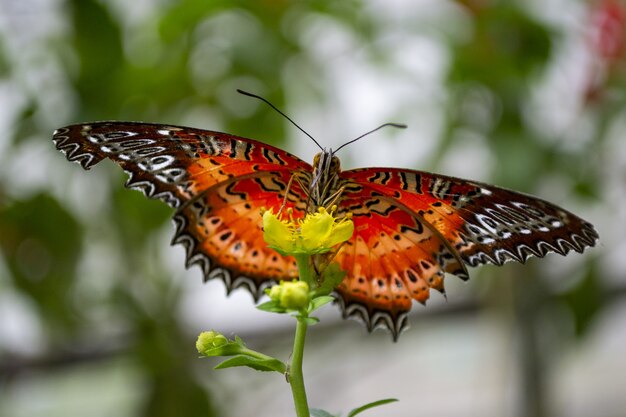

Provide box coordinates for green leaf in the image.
[256,300,287,314]
[309,295,334,313]
[347,398,399,417]
[308,315,320,324]
[314,262,346,296]
[310,409,339,417]
[214,355,286,373]
[299,316,320,325]
[200,342,247,357]
[234,335,246,347]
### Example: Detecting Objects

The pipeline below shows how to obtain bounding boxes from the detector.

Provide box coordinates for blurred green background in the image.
[0,0,623,416]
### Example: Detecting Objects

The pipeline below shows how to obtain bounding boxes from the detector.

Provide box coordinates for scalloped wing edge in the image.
[333,293,409,342]
[53,127,104,170]
[464,224,598,267]
[171,213,275,300]
[54,127,183,209]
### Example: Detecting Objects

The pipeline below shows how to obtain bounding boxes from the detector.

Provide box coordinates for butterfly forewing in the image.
[53,122,312,208]
[341,168,598,266]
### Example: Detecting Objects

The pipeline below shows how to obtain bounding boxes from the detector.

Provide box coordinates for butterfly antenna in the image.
[237,89,324,151]
[333,122,407,154]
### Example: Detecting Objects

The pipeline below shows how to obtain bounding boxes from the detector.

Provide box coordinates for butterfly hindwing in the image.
[334,187,469,338]
[173,171,306,297]
[330,167,597,338]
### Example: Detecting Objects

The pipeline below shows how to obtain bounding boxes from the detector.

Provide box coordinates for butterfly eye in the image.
[313,153,321,168]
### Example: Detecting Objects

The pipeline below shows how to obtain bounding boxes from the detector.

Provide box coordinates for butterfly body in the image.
[53,122,598,339]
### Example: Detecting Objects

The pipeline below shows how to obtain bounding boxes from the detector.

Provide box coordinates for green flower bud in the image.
[280,281,310,310]
[196,330,219,355]
[267,284,283,302]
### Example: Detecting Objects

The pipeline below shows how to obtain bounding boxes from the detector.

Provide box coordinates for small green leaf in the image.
[310,408,339,417]
[292,313,320,324]
[256,300,287,314]
[200,342,246,357]
[347,398,399,417]
[309,295,334,313]
[303,316,320,325]
[214,355,286,373]
[315,262,346,296]
[234,335,246,346]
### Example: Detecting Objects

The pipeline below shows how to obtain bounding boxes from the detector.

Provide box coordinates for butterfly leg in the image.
[278,174,297,216]
[322,185,346,210]
[292,174,317,214]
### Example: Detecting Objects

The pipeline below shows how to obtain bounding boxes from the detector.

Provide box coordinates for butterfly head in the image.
[313,150,341,176]
[309,150,342,211]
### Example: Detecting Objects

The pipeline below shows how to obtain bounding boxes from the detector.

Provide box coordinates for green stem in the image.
[290,316,310,417]
[295,254,315,288]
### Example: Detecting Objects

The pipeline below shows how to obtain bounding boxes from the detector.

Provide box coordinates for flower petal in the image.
[324,219,354,247]
[262,210,295,251]
[300,209,334,251]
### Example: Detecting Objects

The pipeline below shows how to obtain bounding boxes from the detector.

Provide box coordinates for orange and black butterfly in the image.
[53,120,598,339]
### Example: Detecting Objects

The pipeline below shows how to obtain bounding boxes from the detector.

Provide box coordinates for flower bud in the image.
[196,330,227,356]
[280,281,310,310]
[267,284,283,302]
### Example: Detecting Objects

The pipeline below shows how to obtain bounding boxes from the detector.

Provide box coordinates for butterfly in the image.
[53,121,598,339]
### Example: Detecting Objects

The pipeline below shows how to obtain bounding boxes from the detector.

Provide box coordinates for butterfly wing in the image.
[335,167,598,338]
[53,121,309,295]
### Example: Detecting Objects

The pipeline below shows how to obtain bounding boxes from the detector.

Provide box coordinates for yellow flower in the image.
[262,207,354,256]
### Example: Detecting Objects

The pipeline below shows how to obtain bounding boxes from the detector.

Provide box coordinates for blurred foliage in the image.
[449,3,552,113]
[0,0,621,416]
[111,181,171,247]
[559,261,605,338]
[113,285,214,417]
[0,194,82,337]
